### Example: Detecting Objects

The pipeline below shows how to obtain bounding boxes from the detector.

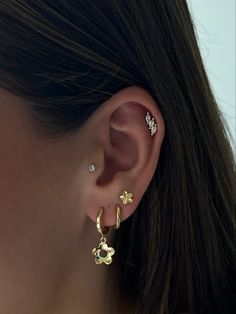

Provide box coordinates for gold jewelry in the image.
[114,205,121,229]
[120,190,133,205]
[92,207,115,265]
[145,111,157,136]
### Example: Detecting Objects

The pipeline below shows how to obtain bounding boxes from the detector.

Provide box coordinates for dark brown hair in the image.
[0,1,235,313]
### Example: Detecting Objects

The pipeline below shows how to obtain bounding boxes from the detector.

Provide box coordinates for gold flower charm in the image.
[119,191,133,205]
[92,241,115,265]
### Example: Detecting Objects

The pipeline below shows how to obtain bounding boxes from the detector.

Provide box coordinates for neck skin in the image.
[0,216,128,314]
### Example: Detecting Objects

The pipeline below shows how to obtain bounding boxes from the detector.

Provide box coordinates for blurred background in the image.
[187,0,235,153]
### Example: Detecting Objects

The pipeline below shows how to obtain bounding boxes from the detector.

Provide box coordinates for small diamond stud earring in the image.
[145,112,157,136]
[88,163,96,172]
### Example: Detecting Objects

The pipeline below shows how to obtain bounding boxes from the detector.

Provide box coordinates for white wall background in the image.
[187,0,235,152]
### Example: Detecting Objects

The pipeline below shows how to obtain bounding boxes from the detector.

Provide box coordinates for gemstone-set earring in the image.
[88,163,96,172]
[145,111,157,136]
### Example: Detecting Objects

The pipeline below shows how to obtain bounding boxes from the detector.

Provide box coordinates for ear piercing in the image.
[91,205,120,265]
[119,190,133,205]
[92,190,133,265]
[145,111,157,136]
[92,207,115,265]
[88,163,96,172]
[114,205,121,229]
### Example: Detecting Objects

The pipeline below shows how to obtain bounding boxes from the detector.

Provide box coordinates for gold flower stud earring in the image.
[120,190,133,205]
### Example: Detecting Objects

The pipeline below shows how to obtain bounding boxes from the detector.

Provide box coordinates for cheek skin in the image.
[0,92,94,313]
[0,105,49,264]
[0,98,83,277]
[0,103,38,226]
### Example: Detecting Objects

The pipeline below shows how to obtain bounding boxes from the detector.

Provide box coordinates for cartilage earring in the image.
[145,112,157,136]
[92,207,115,265]
[88,163,96,172]
[120,190,133,205]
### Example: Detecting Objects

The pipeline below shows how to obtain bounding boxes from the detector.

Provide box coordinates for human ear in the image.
[79,86,165,227]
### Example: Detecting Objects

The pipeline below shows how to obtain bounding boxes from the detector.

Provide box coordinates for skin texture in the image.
[0,86,165,314]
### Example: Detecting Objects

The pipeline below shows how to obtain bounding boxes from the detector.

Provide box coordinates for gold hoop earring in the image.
[92,208,115,265]
[114,204,121,229]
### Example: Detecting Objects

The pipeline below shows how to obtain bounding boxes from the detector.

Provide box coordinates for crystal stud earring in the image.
[145,112,157,136]
[88,163,96,172]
